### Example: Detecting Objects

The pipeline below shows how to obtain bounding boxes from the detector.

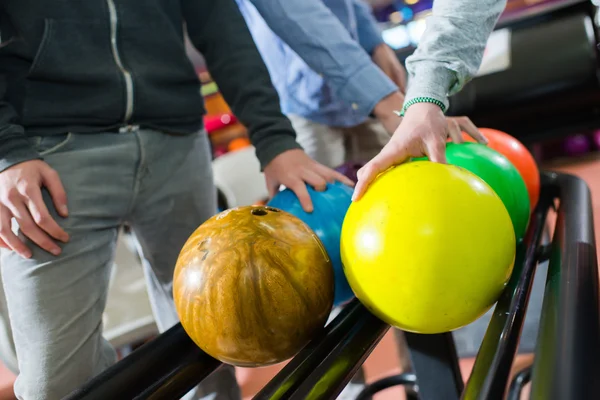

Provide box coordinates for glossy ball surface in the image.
[174,206,334,367]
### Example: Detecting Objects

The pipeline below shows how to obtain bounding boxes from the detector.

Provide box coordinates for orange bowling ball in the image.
[463,128,540,210]
[173,206,334,367]
[228,137,251,152]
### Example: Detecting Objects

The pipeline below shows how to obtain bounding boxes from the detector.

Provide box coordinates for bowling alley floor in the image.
[0,154,598,400]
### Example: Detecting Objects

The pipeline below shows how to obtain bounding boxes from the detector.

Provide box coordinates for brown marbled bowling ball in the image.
[173,205,334,367]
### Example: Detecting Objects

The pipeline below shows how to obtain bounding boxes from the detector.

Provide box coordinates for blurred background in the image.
[2,1,600,399]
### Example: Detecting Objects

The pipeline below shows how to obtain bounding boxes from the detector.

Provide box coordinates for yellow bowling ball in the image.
[340,161,516,334]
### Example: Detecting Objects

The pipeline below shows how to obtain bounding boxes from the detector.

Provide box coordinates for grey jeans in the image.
[0,130,240,400]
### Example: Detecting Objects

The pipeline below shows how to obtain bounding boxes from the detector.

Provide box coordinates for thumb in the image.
[353,145,408,201]
[41,166,68,217]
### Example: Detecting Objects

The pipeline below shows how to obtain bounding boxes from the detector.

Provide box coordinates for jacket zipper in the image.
[107,0,135,125]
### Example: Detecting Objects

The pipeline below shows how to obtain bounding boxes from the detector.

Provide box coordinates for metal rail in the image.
[461,174,552,400]
[66,172,600,400]
[529,172,600,399]
[64,324,220,399]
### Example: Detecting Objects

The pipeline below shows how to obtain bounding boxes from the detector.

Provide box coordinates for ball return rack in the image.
[64,171,600,400]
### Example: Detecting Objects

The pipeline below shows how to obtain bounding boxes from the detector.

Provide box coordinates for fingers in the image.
[447,119,463,144]
[288,180,314,213]
[262,148,356,211]
[0,161,70,258]
[455,117,487,144]
[334,171,355,187]
[25,188,69,243]
[426,137,447,164]
[301,169,328,192]
[41,167,69,217]
[353,144,408,201]
[0,206,31,258]
[9,201,63,256]
[266,178,280,199]
[317,165,355,187]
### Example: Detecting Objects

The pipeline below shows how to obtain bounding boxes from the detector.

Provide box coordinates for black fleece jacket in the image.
[0,0,301,172]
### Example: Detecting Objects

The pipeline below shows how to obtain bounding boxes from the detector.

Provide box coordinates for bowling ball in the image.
[268,182,355,306]
[449,143,530,240]
[563,134,591,157]
[592,130,600,149]
[174,206,334,367]
[462,128,540,210]
[228,137,251,152]
[415,142,530,241]
[213,146,228,158]
[335,161,365,183]
[341,161,516,334]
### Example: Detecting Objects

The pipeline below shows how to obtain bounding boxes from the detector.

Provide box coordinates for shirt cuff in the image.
[254,134,303,171]
[404,62,458,112]
[337,63,398,118]
[0,134,41,173]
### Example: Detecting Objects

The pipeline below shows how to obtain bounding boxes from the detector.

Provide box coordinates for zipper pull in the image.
[119,125,140,133]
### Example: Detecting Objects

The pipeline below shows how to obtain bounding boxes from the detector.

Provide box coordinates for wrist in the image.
[373,91,405,120]
[371,43,387,57]
[398,97,446,117]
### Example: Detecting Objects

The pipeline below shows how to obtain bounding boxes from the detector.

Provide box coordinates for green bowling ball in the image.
[414,142,530,241]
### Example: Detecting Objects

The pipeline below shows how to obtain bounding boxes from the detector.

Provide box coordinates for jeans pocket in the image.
[29,133,73,156]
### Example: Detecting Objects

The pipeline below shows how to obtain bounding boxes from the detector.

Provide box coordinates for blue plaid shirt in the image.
[236,0,397,127]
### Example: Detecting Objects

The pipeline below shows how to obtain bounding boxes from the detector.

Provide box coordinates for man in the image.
[236,0,484,173]
[354,0,508,198]
[236,0,406,168]
[0,1,352,399]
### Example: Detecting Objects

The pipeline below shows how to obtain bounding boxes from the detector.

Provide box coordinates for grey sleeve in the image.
[403,0,508,110]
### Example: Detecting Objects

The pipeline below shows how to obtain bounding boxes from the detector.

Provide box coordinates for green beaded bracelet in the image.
[396,97,446,117]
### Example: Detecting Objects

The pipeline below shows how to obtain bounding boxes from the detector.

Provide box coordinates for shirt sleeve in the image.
[184,0,302,169]
[0,74,40,172]
[404,0,508,111]
[351,0,385,55]
[246,0,398,118]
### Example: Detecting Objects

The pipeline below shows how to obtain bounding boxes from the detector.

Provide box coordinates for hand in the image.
[0,160,69,258]
[352,103,487,201]
[373,92,404,135]
[372,43,407,93]
[263,149,354,212]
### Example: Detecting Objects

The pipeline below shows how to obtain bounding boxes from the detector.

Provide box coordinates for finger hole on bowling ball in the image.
[264,207,280,212]
[251,208,268,216]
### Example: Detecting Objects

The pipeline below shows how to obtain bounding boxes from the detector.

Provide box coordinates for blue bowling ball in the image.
[267,181,355,306]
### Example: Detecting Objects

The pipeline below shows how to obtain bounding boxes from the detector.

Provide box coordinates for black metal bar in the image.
[355,373,418,400]
[536,244,552,262]
[405,332,463,400]
[253,300,364,399]
[393,330,420,400]
[64,324,221,400]
[530,172,600,400]
[64,171,600,400]
[290,309,389,400]
[461,176,552,400]
[275,305,389,400]
[506,366,532,400]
